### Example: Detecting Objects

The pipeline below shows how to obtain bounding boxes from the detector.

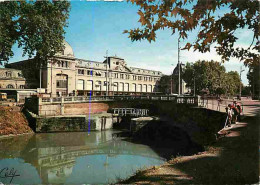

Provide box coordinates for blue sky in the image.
[10,0,252,85]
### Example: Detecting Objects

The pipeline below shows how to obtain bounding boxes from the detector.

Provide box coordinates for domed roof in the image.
[57,40,74,57]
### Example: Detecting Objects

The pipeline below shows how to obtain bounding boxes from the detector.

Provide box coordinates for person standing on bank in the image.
[230,103,239,124]
[227,104,233,127]
[233,101,242,122]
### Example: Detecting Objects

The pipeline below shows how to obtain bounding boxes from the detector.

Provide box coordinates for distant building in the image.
[0,69,36,102]
[0,68,26,89]
[6,41,163,97]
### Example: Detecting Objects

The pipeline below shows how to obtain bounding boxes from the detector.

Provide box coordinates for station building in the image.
[5,41,163,97]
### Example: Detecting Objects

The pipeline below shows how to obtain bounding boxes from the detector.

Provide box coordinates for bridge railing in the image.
[37,95,201,106]
[112,108,149,117]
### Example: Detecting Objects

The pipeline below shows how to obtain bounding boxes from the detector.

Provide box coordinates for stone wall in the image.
[64,102,109,115]
[35,114,113,133]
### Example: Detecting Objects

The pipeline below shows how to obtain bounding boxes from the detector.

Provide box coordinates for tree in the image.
[0,0,71,65]
[157,75,171,94]
[183,60,240,96]
[224,71,241,96]
[247,62,260,99]
[125,0,259,65]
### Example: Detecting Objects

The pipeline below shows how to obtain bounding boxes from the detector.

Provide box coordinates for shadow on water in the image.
[120,120,205,160]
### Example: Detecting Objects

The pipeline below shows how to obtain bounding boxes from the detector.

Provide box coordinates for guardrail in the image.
[112,108,149,117]
[37,95,200,105]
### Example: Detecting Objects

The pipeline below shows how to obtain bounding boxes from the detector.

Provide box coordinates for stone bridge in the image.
[25,95,202,117]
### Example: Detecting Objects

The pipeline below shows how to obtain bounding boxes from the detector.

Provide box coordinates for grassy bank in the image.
[118,114,259,184]
[0,106,33,137]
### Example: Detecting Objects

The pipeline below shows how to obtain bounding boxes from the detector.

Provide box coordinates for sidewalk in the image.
[202,99,260,117]
[120,100,260,184]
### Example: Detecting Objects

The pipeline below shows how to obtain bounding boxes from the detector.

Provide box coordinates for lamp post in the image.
[170,64,174,94]
[39,63,42,92]
[178,35,181,95]
[239,66,245,99]
[193,69,195,96]
[106,50,108,97]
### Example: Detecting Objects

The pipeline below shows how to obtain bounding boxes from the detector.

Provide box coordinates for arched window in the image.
[6,72,11,77]
[6,84,14,89]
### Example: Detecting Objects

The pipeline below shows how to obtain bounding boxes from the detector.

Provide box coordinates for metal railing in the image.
[112,108,149,117]
[37,95,200,105]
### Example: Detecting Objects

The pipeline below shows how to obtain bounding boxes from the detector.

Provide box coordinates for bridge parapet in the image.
[112,108,149,117]
[25,95,202,116]
[37,95,201,105]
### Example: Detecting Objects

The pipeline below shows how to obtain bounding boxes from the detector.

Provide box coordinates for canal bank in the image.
[0,106,33,138]
[118,101,260,184]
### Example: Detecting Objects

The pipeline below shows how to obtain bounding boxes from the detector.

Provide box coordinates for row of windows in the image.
[0,72,23,78]
[56,60,69,68]
[133,69,161,75]
[79,61,160,75]
[77,69,160,82]
[77,79,156,92]
[0,84,24,89]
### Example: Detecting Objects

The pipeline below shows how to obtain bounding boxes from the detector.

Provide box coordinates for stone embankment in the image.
[0,106,33,138]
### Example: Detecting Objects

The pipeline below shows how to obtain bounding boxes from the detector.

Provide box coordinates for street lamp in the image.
[239,66,245,99]
[193,69,195,96]
[170,64,174,94]
[104,50,108,97]
[178,35,181,95]
[39,63,42,90]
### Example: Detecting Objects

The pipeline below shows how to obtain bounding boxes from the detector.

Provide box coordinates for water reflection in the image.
[0,131,165,184]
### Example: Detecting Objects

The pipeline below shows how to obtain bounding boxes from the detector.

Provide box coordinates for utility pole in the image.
[240,66,245,99]
[106,50,108,97]
[170,64,174,94]
[39,63,42,90]
[193,70,195,96]
[178,35,181,96]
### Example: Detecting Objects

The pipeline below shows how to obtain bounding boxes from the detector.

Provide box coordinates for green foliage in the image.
[183,60,241,96]
[125,0,259,65]
[0,0,71,65]
[241,86,251,96]
[224,71,241,95]
[247,62,260,99]
[157,75,172,94]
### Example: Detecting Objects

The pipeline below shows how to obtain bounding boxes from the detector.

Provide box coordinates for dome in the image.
[57,40,74,57]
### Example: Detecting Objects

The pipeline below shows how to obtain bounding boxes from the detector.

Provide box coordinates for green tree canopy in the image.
[157,75,172,94]
[182,60,240,96]
[125,0,259,65]
[247,62,260,99]
[0,0,70,65]
[224,71,241,95]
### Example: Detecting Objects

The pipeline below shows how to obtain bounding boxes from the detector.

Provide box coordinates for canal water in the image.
[0,130,166,184]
